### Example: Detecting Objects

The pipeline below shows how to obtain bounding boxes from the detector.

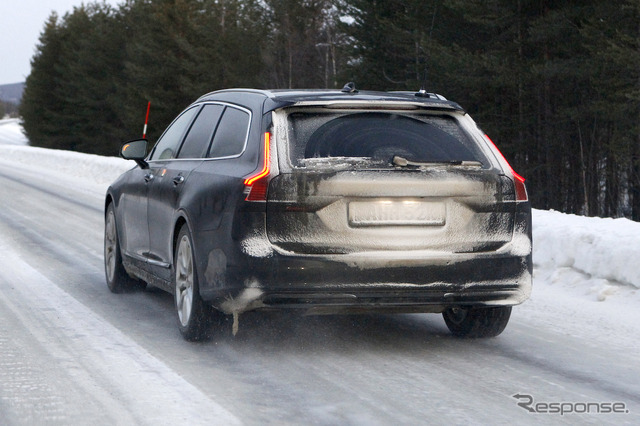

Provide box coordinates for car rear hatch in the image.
[266,107,516,255]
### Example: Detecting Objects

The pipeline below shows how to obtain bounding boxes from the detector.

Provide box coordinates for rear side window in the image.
[177,104,224,159]
[287,111,488,167]
[207,106,250,158]
[149,106,199,161]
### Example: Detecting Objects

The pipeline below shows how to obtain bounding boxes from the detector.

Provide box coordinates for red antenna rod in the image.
[142,101,151,138]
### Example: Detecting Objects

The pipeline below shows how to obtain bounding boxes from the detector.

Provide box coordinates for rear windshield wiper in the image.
[392,156,482,168]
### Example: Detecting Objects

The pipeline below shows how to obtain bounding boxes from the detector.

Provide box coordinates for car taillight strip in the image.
[244,132,271,186]
[484,134,528,202]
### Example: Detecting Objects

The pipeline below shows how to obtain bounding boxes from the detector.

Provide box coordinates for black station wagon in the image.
[104,86,532,340]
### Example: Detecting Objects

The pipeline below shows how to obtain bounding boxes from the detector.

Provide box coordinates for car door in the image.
[137,106,201,274]
[119,166,154,262]
[146,104,225,281]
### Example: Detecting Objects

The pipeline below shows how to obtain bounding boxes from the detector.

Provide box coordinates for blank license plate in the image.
[348,200,446,226]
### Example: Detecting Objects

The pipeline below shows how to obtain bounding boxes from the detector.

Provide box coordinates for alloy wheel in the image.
[104,210,117,283]
[175,235,194,327]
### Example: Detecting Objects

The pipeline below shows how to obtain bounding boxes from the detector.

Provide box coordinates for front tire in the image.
[442,306,512,338]
[174,225,213,341]
[104,203,138,293]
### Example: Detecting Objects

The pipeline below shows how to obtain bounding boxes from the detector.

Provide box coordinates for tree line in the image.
[19,0,640,220]
[0,101,18,118]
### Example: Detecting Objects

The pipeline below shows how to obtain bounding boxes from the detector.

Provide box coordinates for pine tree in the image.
[116,0,269,141]
[264,0,340,88]
[20,13,65,149]
[581,0,640,218]
[52,3,126,155]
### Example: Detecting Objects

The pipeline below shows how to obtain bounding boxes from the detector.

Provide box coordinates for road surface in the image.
[0,155,638,425]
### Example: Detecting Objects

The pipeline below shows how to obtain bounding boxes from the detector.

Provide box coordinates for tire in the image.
[174,225,215,341]
[104,203,139,293]
[442,306,512,338]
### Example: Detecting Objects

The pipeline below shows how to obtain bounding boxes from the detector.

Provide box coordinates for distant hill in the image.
[0,82,25,104]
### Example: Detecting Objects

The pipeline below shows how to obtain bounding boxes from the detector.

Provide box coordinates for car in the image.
[104,85,532,341]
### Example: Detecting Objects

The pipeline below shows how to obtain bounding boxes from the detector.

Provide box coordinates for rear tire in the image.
[442,306,512,338]
[174,225,214,341]
[104,203,139,293]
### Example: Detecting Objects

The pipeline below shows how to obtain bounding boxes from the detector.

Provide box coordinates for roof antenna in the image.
[416,5,438,98]
[341,82,358,93]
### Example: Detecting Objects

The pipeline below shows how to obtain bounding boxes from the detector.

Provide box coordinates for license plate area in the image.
[348,200,446,227]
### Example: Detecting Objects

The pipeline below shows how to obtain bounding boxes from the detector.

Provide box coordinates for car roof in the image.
[195,88,465,113]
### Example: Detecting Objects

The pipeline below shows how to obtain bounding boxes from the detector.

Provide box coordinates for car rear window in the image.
[286,111,488,168]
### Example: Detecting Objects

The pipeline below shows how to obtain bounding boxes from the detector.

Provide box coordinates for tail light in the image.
[484,134,528,202]
[244,132,271,201]
[511,170,528,202]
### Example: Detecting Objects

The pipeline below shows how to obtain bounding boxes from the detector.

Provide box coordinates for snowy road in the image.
[0,140,639,424]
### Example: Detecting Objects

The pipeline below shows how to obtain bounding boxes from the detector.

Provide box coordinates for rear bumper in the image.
[197,203,532,314]
[202,250,532,314]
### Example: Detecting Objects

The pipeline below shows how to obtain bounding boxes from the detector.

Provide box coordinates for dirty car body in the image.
[105,88,532,340]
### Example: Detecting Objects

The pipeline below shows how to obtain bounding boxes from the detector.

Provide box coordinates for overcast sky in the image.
[0,0,121,85]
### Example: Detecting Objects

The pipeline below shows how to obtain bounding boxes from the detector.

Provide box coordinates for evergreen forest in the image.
[19,0,640,219]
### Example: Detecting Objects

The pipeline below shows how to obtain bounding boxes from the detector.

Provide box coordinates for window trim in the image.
[147,101,253,164]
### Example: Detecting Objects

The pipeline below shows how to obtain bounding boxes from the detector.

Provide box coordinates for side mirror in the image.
[120,139,149,169]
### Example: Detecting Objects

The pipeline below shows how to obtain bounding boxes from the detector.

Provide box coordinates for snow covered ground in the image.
[534,210,640,302]
[526,210,640,356]
[1,118,639,424]
[0,118,28,145]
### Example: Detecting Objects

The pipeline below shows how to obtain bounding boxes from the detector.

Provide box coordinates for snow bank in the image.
[0,144,132,189]
[0,118,28,145]
[533,209,640,290]
[522,209,640,354]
